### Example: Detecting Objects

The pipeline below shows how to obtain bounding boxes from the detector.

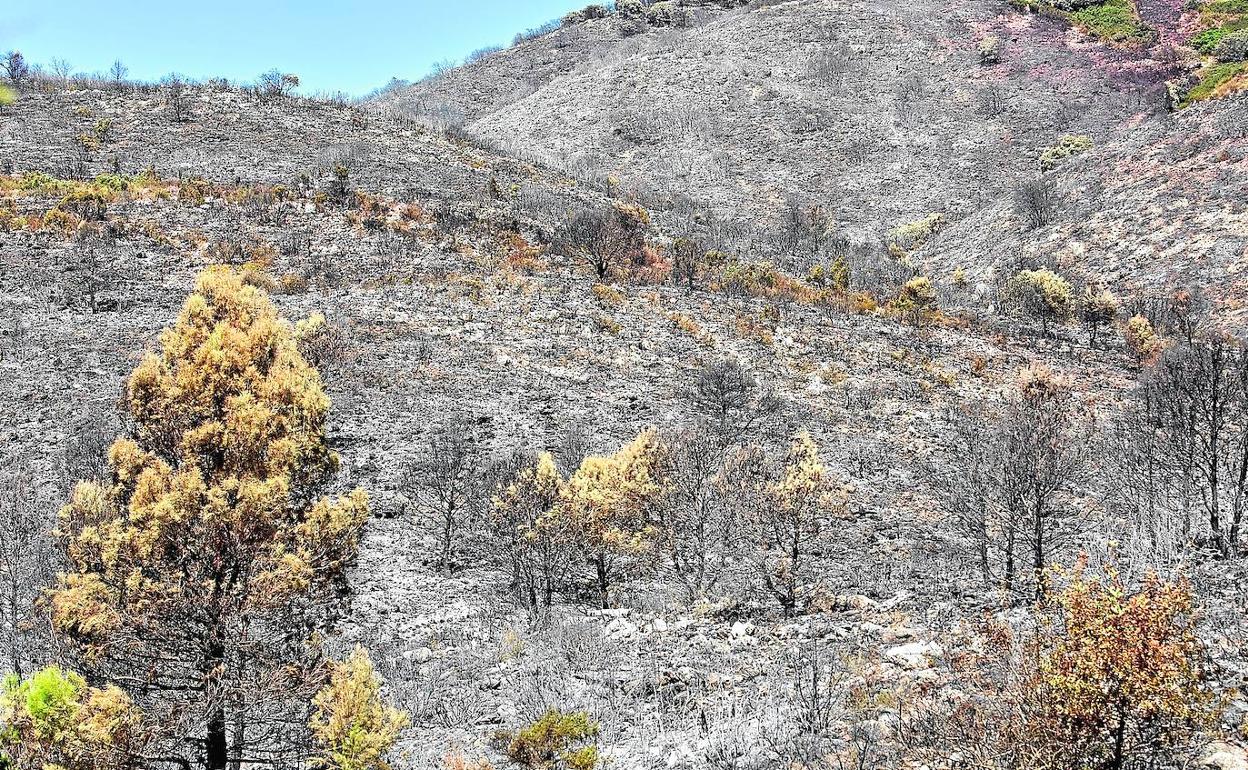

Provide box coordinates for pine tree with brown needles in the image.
[49,267,369,769]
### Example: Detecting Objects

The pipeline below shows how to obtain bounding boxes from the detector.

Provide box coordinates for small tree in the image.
[999,364,1091,600]
[48,58,73,88]
[48,268,370,769]
[889,276,938,323]
[107,60,128,89]
[1022,563,1214,770]
[1006,268,1074,336]
[688,358,782,447]
[309,648,409,770]
[1014,177,1058,228]
[932,366,1091,601]
[657,428,761,602]
[560,429,667,609]
[0,52,29,86]
[754,431,841,614]
[671,237,703,293]
[256,69,300,100]
[559,203,649,281]
[404,417,481,574]
[491,452,570,612]
[1079,285,1119,347]
[1123,314,1160,365]
[162,74,189,123]
[1140,333,1248,557]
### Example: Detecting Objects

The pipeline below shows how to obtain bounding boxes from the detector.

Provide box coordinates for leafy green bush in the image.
[504,710,599,769]
[16,172,62,192]
[715,259,815,302]
[12,667,79,742]
[1040,135,1092,171]
[887,213,945,254]
[889,276,938,320]
[1214,28,1248,60]
[1069,0,1157,44]
[1012,0,1156,45]
[1191,25,1229,54]
[1006,269,1074,334]
[0,666,142,770]
[1123,314,1160,364]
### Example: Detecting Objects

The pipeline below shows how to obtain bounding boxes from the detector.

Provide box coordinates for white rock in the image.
[885,640,943,670]
[1202,742,1248,770]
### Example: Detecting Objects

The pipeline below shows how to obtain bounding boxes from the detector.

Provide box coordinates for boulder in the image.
[1202,742,1248,770]
[885,640,943,670]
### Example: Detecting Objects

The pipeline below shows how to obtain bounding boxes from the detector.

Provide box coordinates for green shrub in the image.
[505,710,599,769]
[716,260,814,302]
[57,187,112,220]
[1006,268,1074,334]
[1040,134,1092,171]
[1069,0,1157,45]
[1123,314,1160,364]
[1014,0,1156,44]
[2,666,144,770]
[887,213,945,254]
[889,276,938,320]
[1214,28,1248,60]
[1182,60,1248,104]
[1191,25,1229,54]
[17,172,60,192]
[18,667,80,741]
[92,173,130,192]
[978,36,1003,64]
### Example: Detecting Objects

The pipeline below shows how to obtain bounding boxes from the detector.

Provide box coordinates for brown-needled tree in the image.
[49,267,370,769]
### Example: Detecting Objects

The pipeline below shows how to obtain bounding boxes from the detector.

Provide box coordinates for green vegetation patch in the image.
[1189,1,1248,54]
[1010,0,1156,46]
[1069,0,1157,45]
[1181,60,1248,104]
[1040,134,1093,171]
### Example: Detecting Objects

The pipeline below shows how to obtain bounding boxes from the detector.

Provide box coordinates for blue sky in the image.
[0,0,589,96]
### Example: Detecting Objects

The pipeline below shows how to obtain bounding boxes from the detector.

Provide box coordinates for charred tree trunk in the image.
[205,640,228,770]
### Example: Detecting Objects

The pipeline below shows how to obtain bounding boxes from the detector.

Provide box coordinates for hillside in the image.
[923,95,1248,324]
[377,0,1184,240]
[3,2,1248,769]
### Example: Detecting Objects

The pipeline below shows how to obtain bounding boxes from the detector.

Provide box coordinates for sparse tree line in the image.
[545,190,1186,352]
[932,305,1248,603]
[0,49,357,114]
[401,357,854,617]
